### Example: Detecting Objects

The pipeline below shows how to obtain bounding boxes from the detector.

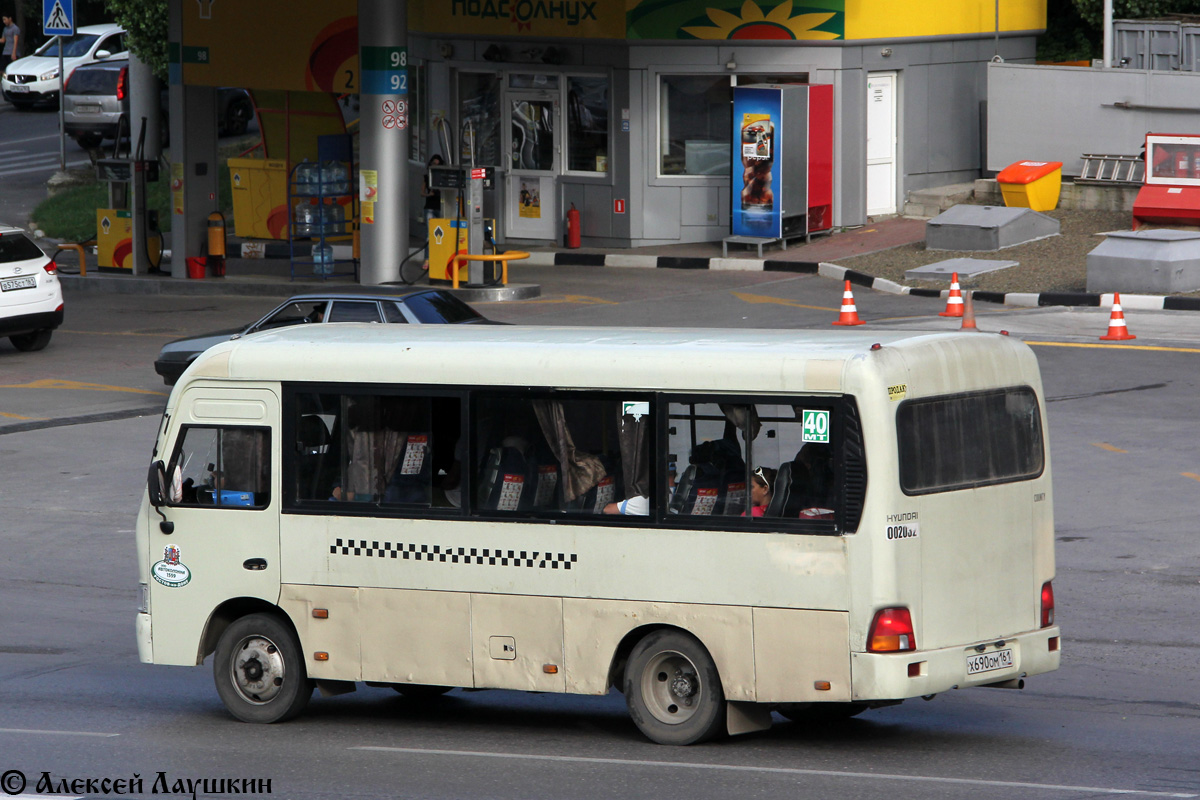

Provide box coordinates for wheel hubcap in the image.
[229,635,286,705]
[641,650,703,725]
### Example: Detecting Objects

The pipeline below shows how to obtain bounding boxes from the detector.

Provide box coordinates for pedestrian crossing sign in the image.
[43,0,75,36]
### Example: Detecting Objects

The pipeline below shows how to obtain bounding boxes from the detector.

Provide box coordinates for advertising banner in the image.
[732,87,782,239]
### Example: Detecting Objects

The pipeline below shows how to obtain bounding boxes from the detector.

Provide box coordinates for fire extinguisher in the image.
[207,211,227,277]
[566,203,581,249]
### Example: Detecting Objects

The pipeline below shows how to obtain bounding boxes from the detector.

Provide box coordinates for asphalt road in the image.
[1,275,1199,799]
[0,102,92,228]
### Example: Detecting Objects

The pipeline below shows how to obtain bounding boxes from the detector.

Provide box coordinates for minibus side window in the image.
[897,387,1044,495]
[291,391,462,509]
[167,426,270,508]
[666,401,840,524]
[472,393,650,515]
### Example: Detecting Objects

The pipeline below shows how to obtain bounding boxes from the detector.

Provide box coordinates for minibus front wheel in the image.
[213,613,313,723]
[624,629,726,745]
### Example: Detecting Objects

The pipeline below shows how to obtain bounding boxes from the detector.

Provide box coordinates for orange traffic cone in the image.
[1100,293,1136,341]
[939,272,964,317]
[961,290,978,330]
[832,280,865,326]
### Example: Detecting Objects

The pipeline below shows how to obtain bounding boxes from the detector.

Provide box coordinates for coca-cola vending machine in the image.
[730,84,833,244]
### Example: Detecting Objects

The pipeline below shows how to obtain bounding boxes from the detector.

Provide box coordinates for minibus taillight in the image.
[1041,581,1055,627]
[867,607,915,653]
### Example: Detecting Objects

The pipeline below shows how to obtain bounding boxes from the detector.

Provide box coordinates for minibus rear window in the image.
[897,387,1043,495]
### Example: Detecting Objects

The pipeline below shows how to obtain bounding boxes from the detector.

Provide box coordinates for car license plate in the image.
[966,648,1013,676]
[1,276,37,291]
[77,103,101,113]
[9,85,29,93]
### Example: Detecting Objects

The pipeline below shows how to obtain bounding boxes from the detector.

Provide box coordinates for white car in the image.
[1,23,125,109]
[0,225,63,351]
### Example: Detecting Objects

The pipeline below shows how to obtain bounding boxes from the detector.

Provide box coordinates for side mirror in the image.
[94,50,111,60]
[148,460,167,507]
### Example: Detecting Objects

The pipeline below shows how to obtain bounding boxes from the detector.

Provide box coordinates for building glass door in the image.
[506,83,560,240]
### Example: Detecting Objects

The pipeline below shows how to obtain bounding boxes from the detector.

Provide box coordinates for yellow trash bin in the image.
[995,160,1064,212]
[229,158,290,239]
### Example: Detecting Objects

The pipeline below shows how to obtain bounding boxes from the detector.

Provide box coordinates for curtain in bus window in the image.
[617,408,649,502]
[532,400,605,503]
[342,396,433,505]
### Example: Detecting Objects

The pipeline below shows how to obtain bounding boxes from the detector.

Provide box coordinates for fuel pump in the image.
[95,117,160,274]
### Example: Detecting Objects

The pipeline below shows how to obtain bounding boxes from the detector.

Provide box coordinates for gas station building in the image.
[168,0,1046,281]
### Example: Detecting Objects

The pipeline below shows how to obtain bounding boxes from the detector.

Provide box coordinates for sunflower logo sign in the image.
[628,0,843,40]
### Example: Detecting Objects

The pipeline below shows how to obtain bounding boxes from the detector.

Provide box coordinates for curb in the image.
[525,251,1200,311]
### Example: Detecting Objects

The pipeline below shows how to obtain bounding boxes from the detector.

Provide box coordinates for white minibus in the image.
[137,325,1060,744]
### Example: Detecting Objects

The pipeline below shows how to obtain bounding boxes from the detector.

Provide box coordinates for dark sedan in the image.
[154,291,493,385]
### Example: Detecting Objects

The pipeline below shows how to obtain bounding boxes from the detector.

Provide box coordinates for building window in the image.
[567,76,609,173]
[458,72,501,166]
[659,75,731,176]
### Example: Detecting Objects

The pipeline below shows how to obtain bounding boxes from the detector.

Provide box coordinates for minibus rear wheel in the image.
[624,629,726,745]
[213,613,313,723]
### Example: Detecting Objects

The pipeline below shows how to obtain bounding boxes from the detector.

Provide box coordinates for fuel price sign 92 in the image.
[361,45,408,95]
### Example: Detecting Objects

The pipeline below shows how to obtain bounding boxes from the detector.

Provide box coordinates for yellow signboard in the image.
[411,0,624,39]
[180,0,358,91]
[846,0,1045,40]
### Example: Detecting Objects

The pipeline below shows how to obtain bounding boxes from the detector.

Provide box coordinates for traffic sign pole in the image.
[44,0,76,171]
[57,39,65,169]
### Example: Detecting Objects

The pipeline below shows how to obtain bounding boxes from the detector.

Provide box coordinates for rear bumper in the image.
[0,307,63,337]
[850,626,1062,700]
[65,120,121,139]
[153,356,190,385]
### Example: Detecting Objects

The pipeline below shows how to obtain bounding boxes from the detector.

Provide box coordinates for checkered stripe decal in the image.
[330,538,578,570]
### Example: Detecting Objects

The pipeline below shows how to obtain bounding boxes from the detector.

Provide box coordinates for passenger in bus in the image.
[603,494,648,515]
[785,443,835,518]
[749,466,776,517]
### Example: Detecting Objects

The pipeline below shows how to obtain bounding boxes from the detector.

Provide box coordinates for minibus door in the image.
[148,388,281,665]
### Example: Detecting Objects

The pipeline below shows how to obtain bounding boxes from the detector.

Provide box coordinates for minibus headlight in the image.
[138,583,149,614]
[868,607,915,653]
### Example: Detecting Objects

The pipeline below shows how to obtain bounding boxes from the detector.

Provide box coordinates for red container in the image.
[566,204,581,249]
[186,256,207,279]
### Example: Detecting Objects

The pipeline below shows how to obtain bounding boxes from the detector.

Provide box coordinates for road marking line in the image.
[476,294,618,306]
[0,411,46,420]
[1183,473,1200,483]
[1027,341,1200,354]
[57,328,185,338]
[733,291,839,312]
[0,727,119,737]
[0,132,60,146]
[0,379,167,396]
[349,746,1197,797]
[1,158,90,177]
[1092,442,1129,453]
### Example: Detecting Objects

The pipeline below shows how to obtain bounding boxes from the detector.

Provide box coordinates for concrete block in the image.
[926,205,1061,251]
[1086,229,1200,293]
[906,257,1018,281]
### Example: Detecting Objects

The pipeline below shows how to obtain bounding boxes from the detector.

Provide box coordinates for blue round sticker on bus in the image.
[152,545,192,588]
